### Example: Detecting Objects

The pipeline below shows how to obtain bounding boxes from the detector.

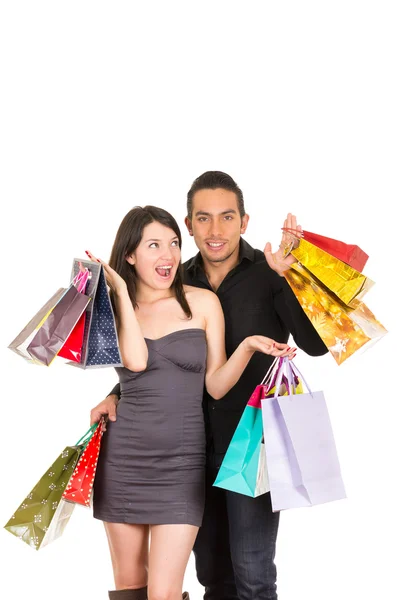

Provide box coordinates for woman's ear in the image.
[126,254,135,266]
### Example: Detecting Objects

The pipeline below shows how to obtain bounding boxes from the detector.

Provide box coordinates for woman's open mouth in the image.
[155,265,173,280]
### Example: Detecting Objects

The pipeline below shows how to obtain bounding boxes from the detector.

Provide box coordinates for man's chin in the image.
[202,249,234,264]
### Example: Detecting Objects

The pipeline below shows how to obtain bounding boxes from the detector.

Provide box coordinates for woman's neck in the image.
[135,283,174,305]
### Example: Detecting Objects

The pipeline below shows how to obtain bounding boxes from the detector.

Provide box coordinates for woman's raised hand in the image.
[85,250,127,295]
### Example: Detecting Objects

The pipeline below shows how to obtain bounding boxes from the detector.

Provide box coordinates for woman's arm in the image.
[113,287,148,372]
[201,291,293,400]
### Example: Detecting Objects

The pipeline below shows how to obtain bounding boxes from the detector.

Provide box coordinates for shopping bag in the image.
[68,259,122,368]
[4,424,96,550]
[27,282,91,366]
[56,313,86,362]
[213,385,270,497]
[63,420,104,507]
[283,228,369,272]
[290,238,373,305]
[8,270,89,365]
[284,262,387,364]
[261,358,346,511]
[213,361,302,497]
[57,269,90,363]
[8,288,66,362]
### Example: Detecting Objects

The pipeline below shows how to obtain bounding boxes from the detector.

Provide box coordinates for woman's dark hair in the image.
[186,171,246,219]
[109,205,192,319]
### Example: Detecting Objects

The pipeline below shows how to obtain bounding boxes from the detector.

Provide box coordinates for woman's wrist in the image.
[113,282,128,297]
[241,337,255,356]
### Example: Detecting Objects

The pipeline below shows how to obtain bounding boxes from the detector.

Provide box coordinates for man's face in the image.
[185,188,249,264]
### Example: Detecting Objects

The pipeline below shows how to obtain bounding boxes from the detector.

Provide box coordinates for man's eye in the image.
[224,216,233,220]
[198,217,208,222]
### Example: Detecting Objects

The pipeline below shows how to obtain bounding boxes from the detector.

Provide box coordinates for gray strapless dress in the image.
[93,328,207,527]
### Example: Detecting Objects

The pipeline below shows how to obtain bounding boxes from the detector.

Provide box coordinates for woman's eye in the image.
[171,240,179,247]
[149,243,159,248]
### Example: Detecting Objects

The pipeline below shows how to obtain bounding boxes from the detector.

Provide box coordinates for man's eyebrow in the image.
[195,209,238,216]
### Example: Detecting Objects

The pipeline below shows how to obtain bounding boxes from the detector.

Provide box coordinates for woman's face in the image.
[127,221,181,291]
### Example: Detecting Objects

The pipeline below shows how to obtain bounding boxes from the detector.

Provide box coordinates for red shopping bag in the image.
[57,314,85,362]
[62,420,104,507]
[283,228,369,272]
[58,269,89,363]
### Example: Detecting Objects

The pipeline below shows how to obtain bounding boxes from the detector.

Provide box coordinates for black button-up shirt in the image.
[109,238,328,456]
[183,238,328,455]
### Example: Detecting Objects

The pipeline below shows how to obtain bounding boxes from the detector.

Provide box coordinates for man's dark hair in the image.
[186,171,246,219]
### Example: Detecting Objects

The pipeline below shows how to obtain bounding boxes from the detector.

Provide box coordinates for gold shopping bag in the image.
[284,262,387,365]
[291,238,374,305]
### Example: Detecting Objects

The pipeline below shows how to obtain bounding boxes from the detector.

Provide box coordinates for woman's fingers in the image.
[85,250,114,272]
[85,250,115,285]
[85,250,101,263]
[101,261,113,275]
[251,337,295,354]
[256,344,296,357]
[272,348,292,357]
[269,342,296,357]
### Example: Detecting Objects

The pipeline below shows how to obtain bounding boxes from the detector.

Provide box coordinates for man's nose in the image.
[208,218,224,238]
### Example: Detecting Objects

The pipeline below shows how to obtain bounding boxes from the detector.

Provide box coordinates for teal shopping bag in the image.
[213,385,270,497]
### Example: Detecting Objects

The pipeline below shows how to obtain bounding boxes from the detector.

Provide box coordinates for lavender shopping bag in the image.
[27,284,91,366]
[261,359,346,511]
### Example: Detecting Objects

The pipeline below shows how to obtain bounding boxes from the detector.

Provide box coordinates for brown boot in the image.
[182,593,190,600]
[109,587,148,600]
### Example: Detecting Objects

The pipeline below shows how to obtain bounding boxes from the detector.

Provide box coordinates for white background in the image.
[0,2,396,599]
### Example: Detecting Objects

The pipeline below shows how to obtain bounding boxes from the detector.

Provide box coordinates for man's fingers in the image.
[281,219,288,243]
[264,242,277,269]
[108,405,117,421]
[90,409,101,426]
[90,398,118,427]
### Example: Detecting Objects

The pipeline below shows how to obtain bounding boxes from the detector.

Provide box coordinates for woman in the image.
[86,206,294,600]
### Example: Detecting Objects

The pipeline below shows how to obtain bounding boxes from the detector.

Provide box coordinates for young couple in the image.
[88,171,328,600]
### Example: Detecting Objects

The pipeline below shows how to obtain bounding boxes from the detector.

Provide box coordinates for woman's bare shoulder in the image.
[184,285,220,309]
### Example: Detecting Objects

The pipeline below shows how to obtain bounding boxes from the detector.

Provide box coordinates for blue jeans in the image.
[193,452,280,600]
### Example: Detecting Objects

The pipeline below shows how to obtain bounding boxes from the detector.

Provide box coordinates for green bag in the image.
[213,385,269,497]
[4,424,97,550]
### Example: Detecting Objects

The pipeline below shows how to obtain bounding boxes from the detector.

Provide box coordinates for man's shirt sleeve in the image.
[270,269,328,356]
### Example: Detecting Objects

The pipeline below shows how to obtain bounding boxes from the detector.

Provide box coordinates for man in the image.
[92,171,327,600]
